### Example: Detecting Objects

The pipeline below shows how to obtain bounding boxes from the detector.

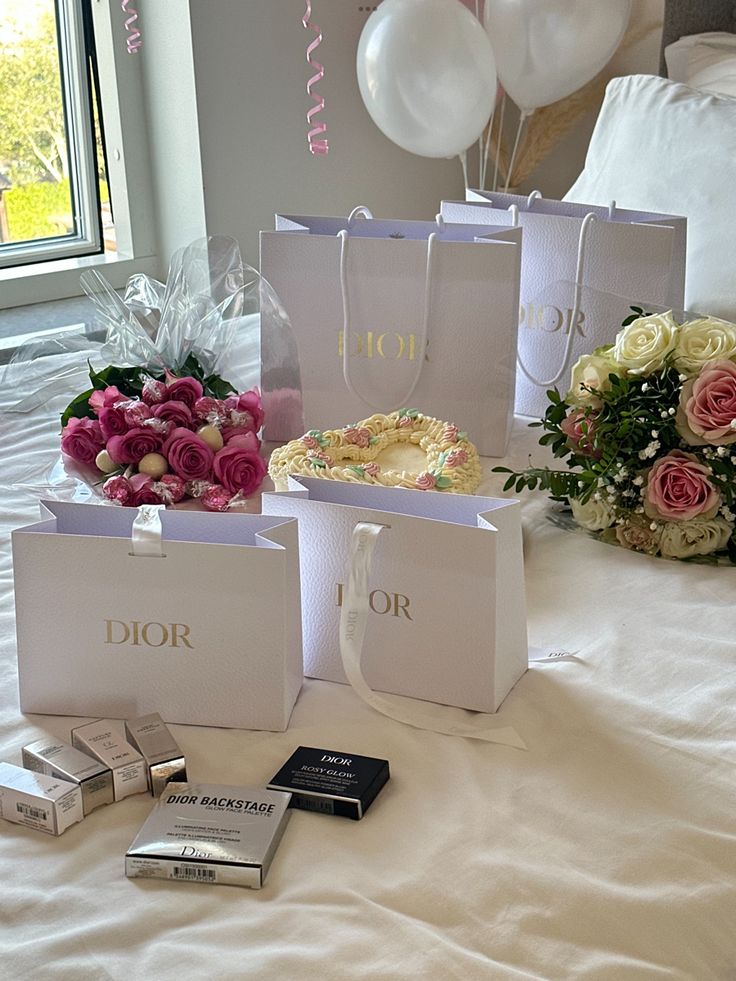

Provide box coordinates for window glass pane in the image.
[0,0,75,246]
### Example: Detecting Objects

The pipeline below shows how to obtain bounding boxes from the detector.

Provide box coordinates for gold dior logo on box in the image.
[519,302,587,336]
[104,620,193,649]
[337,330,419,361]
[336,584,412,620]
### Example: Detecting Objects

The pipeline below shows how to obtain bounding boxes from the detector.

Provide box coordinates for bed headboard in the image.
[660,0,736,73]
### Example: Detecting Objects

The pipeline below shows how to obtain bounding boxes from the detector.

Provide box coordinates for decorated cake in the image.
[268,409,482,494]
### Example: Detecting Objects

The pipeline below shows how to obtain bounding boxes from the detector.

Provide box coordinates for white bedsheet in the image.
[0,394,734,981]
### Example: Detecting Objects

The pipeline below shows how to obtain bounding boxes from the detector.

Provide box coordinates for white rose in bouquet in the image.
[673,316,736,375]
[571,496,616,531]
[659,516,732,559]
[612,312,678,375]
[566,351,619,406]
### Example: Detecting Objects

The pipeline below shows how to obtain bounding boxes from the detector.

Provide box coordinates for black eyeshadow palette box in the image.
[268,746,390,820]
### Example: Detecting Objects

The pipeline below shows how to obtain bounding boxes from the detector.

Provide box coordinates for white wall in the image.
[188,0,467,268]
[139,0,206,269]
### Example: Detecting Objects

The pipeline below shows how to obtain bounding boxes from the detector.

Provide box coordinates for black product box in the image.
[267,746,389,820]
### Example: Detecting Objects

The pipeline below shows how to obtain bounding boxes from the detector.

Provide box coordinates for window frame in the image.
[0,0,160,309]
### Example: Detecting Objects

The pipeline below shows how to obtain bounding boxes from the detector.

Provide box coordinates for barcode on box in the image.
[297,795,334,815]
[172,866,216,882]
[17,802,47,821]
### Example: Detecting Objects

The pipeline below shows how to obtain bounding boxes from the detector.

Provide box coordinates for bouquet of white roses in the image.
[497,310,736,563]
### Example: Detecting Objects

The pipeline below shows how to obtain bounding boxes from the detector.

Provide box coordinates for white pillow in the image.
[564,74,736,320]
[665,31,736,98]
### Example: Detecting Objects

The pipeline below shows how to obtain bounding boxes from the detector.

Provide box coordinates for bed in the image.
[0,350,734,981]
[1,5,736,978]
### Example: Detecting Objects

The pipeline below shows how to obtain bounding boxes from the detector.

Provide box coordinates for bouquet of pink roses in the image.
[60,360,266,510]
[497,310,736,563]
[56,236,286,510]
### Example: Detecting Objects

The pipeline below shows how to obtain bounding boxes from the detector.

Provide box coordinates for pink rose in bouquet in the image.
[129,473,163,506]
[644,450,721,522]
[61,417,105,466]
[223,425,259,445]
[165,376,204,410]
[88,386,124,414]
[152,400,194,429]
[164,428,215,480]
[98,406,128,440]
[225,389,264,432]
[213,445,267,496]
[224,431,260,452]
[677,360,736,446]
[560,409,600,459]
[107,427,163,465]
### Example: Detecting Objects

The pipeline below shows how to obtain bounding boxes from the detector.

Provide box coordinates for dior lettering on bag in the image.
[260,208,523,456]
[441,191,687,417]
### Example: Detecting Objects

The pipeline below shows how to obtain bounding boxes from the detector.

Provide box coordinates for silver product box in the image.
[0,761,83,835]
[124,714,187,797]
[71,720,148,800]
[22,738,114,815]
[125,783,292,889]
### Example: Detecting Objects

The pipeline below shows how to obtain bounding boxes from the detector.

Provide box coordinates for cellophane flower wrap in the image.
[497,309,736,563]
[3,236,302,509]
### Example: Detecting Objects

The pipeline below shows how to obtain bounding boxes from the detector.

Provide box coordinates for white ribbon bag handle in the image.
[130,504,166,557]
[338,522,527,750]
[514,207,598,390]
[337,206,440,412]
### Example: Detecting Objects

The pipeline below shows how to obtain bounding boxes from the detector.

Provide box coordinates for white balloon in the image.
[357,0,497,158]
[484,0,632,111]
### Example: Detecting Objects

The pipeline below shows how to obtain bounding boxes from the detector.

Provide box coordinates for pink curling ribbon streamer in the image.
[302,1,329,155]
[121,0,142,54]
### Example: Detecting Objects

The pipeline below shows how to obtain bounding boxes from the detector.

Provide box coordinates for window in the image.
[0,0,109,269]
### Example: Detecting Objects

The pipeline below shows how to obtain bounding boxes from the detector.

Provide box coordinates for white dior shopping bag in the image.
[263,478,528,748]
[260,207,522,457]
[12,502,303,731]
[441,191,687,418]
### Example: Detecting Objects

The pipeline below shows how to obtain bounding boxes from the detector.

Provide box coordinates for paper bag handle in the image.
[337,215,439,412]
[130,504,166,557]
[513,211,597,391]
[347,205,374,225]
[338,521,527,749]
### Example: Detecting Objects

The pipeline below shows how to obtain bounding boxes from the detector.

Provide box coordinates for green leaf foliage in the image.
[60,353,238,430]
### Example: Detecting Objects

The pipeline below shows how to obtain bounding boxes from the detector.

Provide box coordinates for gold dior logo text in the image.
[519,302,586,336]
[337,330,419,361]
[336,583,412,620]
[104,620,193,649]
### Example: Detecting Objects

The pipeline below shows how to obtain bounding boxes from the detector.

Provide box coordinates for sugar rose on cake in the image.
[495,309,736,563]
